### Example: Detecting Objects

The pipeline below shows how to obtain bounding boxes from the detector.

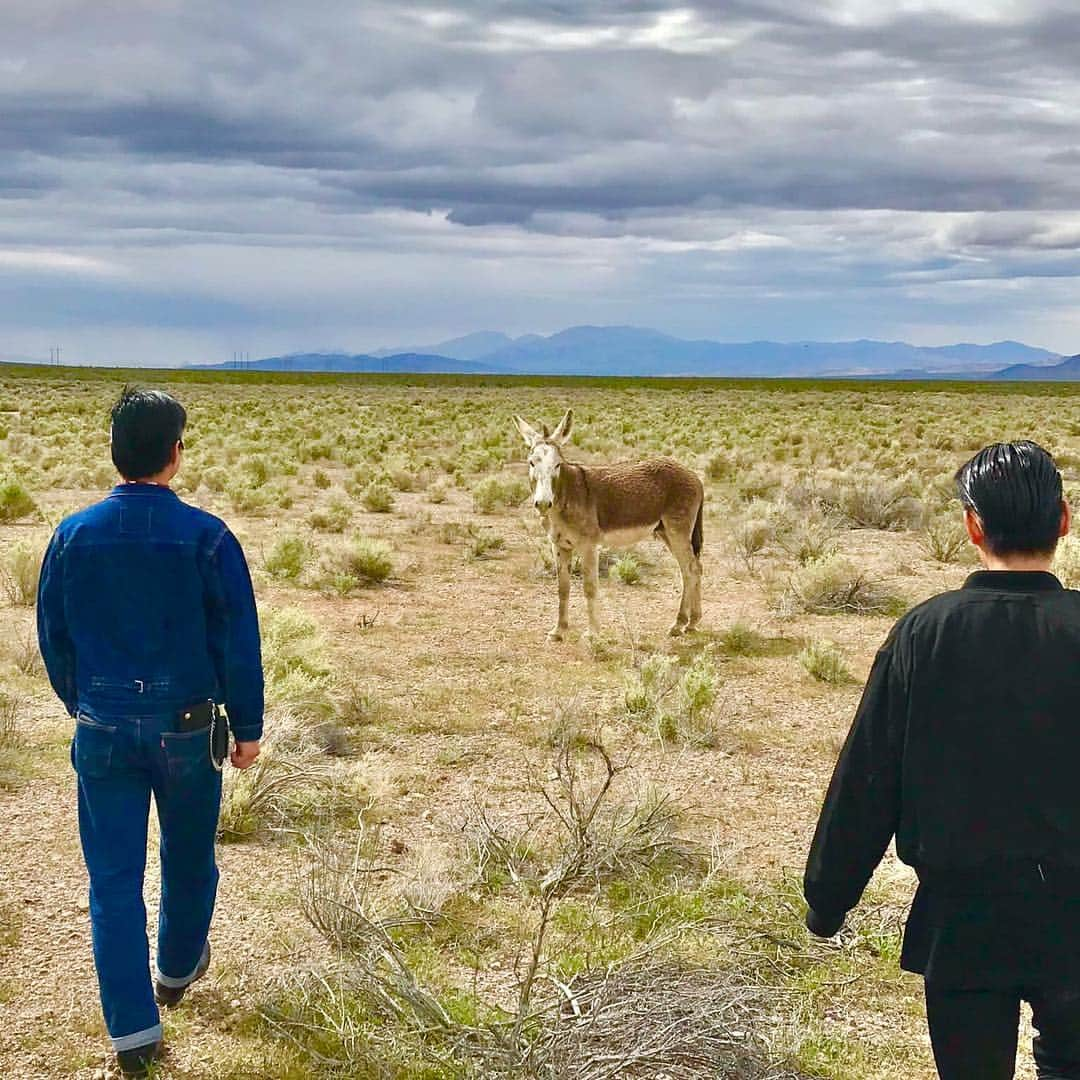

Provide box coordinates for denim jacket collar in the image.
[108,483,179,499]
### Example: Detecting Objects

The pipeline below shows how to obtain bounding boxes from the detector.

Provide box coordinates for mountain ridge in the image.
[198,327,1062,378]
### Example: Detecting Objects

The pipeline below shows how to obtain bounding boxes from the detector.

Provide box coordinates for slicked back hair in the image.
[955,441,1064,556]
[110,386,186,480]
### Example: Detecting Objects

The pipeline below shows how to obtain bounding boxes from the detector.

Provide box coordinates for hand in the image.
[230,740,261,770]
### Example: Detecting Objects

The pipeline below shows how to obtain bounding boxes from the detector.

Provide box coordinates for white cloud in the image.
[0,249,122,275]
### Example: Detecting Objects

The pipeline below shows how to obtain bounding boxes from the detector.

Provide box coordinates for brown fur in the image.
[515,408,705,639]
[555,459,703,541]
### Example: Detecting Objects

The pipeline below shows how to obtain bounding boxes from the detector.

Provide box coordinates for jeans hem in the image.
[112,1023,163,1052]
[155,940,209,987]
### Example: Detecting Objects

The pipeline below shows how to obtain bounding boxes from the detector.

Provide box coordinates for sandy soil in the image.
[0,481,1039,1079]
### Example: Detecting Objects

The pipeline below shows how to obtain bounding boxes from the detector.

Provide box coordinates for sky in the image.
[3,0,1080,366]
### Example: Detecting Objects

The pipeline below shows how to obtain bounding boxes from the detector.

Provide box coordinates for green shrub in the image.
[679,654,719,727]
[0,479,35,523]
[467,531,506,560]
[472,475,529,514]
[309,495,353,533]
[311,537,394,594]
[260,607,330,685]
[345,537,394,582]
[388,467,416,492]
[626,653,721,747]
[228,483,272,515]
[312,468,332,490]
[612,554,641,584]
[705,450,735,481]
[716,621,767,656]
[798,640,850,684]
[361,482,395,514]
[201,465,230,493]
[265,534,310,581]
[242,456,270,487]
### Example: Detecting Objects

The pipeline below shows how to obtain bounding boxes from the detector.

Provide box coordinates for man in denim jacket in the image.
[37,387,264,1077]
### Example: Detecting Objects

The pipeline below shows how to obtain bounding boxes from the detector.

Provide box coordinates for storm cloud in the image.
[3,0,1080,364]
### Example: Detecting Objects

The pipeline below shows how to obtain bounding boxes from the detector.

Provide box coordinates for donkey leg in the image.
[581,543,602,638]
[550,544,572,641]
[664,528,698,635]
[688,555,703,630]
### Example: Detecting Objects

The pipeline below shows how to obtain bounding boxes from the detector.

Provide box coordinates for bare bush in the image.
[219,711,339,840]
[544,962,809,1080]
[919,517,970,564]
[775,510,841,565]
[817,474,923,531]
[272,736,772,1079]
[731,516,772,569]
[778,556,905,617]
[0,691,21,748]
[0,539,43,606]
[1054,535,1080,589]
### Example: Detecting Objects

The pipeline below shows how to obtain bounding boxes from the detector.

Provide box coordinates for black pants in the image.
[926,983,1080,1079]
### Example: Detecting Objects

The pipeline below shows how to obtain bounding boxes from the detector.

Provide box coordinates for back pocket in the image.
[162,727,212,782]
[73,716,117,779]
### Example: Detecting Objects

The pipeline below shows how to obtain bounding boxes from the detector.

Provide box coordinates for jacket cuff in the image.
[806,907,845,938]
[230,722,263,742]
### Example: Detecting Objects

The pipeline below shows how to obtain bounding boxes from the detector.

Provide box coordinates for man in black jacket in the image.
[804,441,1080,1080]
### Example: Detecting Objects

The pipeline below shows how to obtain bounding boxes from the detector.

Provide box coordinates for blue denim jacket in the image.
[37,483,264,741]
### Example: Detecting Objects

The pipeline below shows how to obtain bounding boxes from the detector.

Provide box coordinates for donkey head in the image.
[513,409,573,513]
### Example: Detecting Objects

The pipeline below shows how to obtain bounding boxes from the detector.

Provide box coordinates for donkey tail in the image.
[692,500,704,557]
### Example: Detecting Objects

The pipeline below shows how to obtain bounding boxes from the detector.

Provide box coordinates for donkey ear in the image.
[513,415,542,448]
[551,408,573,445]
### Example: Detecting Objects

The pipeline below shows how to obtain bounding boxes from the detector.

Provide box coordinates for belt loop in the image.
[134,679,145,694]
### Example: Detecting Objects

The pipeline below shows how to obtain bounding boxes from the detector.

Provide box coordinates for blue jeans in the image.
[72,710,222,1051]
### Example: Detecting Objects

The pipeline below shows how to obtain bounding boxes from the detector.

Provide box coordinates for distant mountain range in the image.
[196,326,1073,379]
[196,351,496,374]
[992,353,1080,380]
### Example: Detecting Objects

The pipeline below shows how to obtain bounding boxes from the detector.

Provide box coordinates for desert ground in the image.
[3,367,1078,1079]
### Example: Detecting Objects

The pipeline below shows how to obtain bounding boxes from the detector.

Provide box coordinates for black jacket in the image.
[805,570,1080,987]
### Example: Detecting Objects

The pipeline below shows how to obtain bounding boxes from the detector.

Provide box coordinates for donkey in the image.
[514,409,704,640]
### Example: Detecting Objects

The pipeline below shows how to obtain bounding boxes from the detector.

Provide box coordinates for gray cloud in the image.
[3,0,1080,364]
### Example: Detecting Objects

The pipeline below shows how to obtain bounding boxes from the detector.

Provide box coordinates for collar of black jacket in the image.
[109,483,178,498]
[963,570,1063,592]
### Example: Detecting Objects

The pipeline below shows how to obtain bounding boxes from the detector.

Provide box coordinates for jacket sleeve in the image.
[204,528,264,741]
[37,530,77,716]
[803,634,906,926]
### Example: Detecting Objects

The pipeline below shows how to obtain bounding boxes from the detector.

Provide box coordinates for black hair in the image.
[109,386,186,480]
[954,440,1064,556]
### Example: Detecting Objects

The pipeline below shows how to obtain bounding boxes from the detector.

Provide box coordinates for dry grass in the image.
[4,368,1064,1078]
